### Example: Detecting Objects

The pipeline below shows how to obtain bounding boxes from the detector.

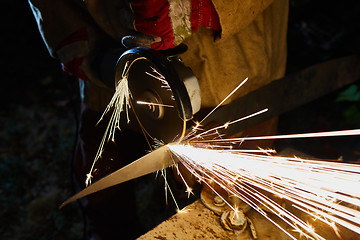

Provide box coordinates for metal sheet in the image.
[60,146,173,208]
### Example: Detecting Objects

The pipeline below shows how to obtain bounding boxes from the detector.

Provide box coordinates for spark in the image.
[192,129,360,143]
[83,59,184,211]
[160,168,180,210]
[188,108,268,141]
[185,186,193,198]
[146,67,174,99]
[167,134,360,239]
[85,57,146,186]
[172,161,194,198]
[177,206,192,214]
[85,173,93,186]
[192,77,248,130]
[137,100,174,108]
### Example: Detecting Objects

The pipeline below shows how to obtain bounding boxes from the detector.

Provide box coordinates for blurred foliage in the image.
[336,84,360,128]
[287,0,360,72]
[337,84,360,102]
[0,74,83,240]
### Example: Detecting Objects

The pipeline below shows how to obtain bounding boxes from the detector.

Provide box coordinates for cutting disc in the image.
[114,47,199,143]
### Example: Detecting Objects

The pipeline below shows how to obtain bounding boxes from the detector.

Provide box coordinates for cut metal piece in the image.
[60,146,175,208]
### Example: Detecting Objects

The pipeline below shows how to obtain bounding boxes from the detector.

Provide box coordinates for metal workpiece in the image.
[138,200,290,240]
[200,182,250,216]
[200,186,229,216]
[60,146,174,208]
[213,195,226,207]
[139,184,357,239]
[200,182,255,235]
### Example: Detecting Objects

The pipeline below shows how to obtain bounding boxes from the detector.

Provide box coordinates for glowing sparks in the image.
[136,100,174,108]
[176,206,191,214]
[188,108,268,141]
[196,129,360,143]
[167,136,360,239]
[195,77,248,129]
[85,173,93,186]
[85,61,134,186]
[165,75,360,238]
[161,169,180,210]
[185,186,193,198]
[146,67,173,97]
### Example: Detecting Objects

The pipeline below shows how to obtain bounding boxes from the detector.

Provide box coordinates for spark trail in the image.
[85,61,133,186]
[165,79,360,239]
[168,129,360,240]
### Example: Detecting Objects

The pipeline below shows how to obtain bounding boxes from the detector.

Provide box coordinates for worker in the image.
[28,0,288,239]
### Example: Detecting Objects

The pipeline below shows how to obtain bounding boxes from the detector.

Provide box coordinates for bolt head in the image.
[220,210,247,232]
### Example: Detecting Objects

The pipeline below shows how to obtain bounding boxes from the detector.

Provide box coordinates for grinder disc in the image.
[114,47,194,143]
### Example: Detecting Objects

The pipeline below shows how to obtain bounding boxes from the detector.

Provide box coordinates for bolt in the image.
[220,209,247,232]
[213,195,225,207]
[228,210,246,230]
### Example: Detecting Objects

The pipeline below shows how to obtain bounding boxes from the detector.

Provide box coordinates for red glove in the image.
[56,27,90,81]
[189,0,221,32]
[122,0,220,50]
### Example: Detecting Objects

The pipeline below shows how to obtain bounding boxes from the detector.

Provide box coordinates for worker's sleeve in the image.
[28,0,99,57]
[28,0,109,82]
[211,0,274,39]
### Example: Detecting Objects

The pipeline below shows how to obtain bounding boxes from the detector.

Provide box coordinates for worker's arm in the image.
[120,0,275,49]
[212,0,274,40]
[120,0,221,50]
[28,0,97,57]
[28,0,111,82]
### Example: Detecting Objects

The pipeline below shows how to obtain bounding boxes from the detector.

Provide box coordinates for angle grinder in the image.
[97,45,201,143]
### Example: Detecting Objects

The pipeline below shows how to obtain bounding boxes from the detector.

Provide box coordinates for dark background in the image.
[1,1,360,239]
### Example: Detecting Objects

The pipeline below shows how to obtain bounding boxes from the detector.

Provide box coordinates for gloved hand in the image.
[56,26,110,83]
[55,26,120,85]
[120,0,221,50]
[55,27,91,81]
